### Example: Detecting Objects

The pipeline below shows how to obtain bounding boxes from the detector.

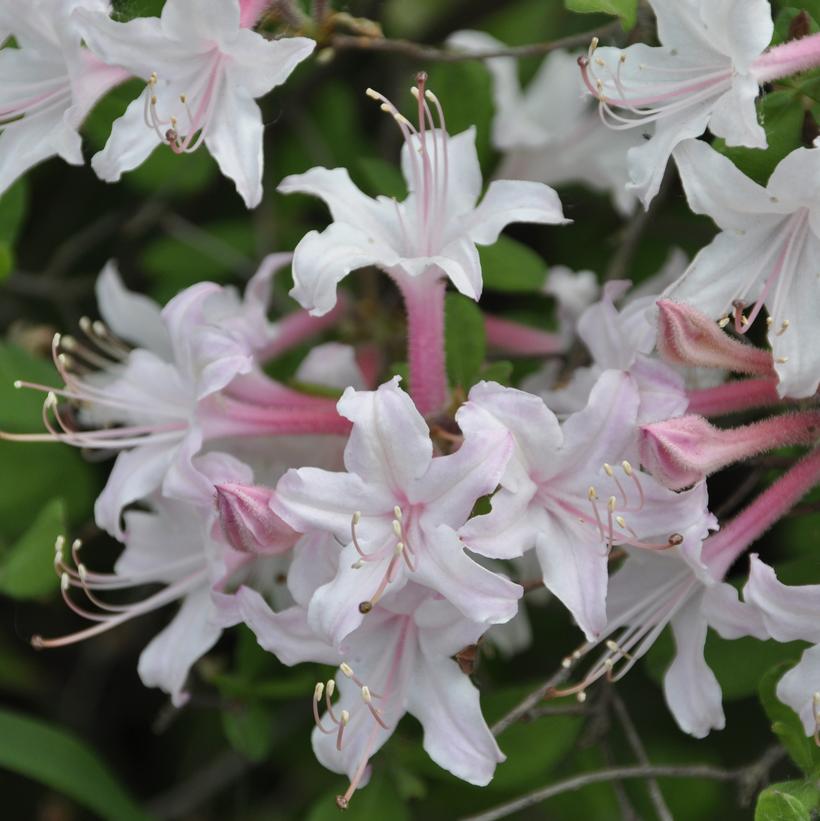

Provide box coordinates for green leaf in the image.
[772,7,820,44]
[478,236,548,293]
[482,686,583,792]
[713,91,805,185]
[221,702,274,762]
[0,344,98,541]
[445,293,486,390]
[0,709,149,821]
[480,360,514,384]
[755,782,817,821]
[0,178,28,245]
[760,663,820,776]
[0,243,13,281]
[356,157,408,200]
[565,0,637,29]
[0,499,65,599]
[306,771,411,821]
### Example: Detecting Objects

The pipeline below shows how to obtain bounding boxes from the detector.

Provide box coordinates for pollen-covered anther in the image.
[340,662,354,678]
[576,691,587,704]
[607,496,617,512]
[361,685,372,704]
[588,486,598,501]
[667,533,684,546]
[358,600,373,614]
[314,682,324,702]
[622,461,633,476]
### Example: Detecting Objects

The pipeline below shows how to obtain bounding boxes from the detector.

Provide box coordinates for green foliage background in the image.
[1,0,820,818]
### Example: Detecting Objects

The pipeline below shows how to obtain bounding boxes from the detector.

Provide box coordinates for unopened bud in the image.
[214,483,300,555]
[656,299,774,375]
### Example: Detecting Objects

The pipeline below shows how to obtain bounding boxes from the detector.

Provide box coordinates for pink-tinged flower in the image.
[238,551,503,802]
[744,553,820,737]
[0,0,129,194]
[73,0,315,207]
[556,536,761,738]
[584,15,820,207]
[3,260,348,537]
[523,260,689,422]
[578,0,775,206]
[664,139,820,399]
[271,377,522,647]
[459,372,713,640]
[448,31,641,215]
[279,76,568,316]
[36,492,226,705]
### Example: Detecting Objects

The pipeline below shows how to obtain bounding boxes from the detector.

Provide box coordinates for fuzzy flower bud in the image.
[215,483,301,555]
[656,299,774,375]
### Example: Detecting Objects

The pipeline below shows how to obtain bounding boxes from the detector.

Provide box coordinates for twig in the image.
[611,691,673,821]
[521,703,587,722]
[328,22,620,63]
[604,166,675,282]
[491,665,570,736]
[459,764,740,821]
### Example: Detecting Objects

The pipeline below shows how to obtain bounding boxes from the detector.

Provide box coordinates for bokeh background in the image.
[1,0,819,818]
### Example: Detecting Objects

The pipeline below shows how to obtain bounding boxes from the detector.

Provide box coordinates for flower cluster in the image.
[6,0,820,810]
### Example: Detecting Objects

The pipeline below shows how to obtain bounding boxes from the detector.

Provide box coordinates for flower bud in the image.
[215,483,301,555]
[656,299,773,375]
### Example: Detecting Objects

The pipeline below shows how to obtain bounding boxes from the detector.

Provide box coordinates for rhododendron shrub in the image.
[3,1,820,819]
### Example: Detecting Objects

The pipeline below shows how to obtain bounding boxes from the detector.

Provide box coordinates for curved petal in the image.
[95,261,171,357]
[337,377,432,495]
[407,655,503,786]
[204,84,263,208]
[412,525,522,626]
[90,93,161,182]
[702,580,768,640]
[137,587,222,706]
[663,594,725,738]
[94,443,174,538]
[290,223,399,317]
[467,179,568,246]
[460,489,541,560]
[744,554,820,642]
[237,592,338,665]
[699,0,773,73]
[226,31,315,98]
[534,517,609,641]
[708,75,765,149]
[777,645,820,736]
[416,431,512,529]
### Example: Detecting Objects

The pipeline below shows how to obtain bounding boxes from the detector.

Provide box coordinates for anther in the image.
[314,682,324,701]
[340,709,350,724]
[60,572,69,592]
[603,463,614,476]
[361,685,372,703]
[605,639,620,653]
[776,356,789,364]
[393,506,402,520]
[351,560,364,569]
[577,691,587,703]
[667,533,684,546]
[392,519,402,537]
[561,656,572,669]
[607,496,616,512]
[358,600,373,614]
[615,515,627,528]
[326,679,335,697]
[718,316,730,328]
[588,486,598,501]
[340,662,354,678]
[13,380,22,389]
[777,320,790,336]
[621,461,633,476]
[365,88,379,99]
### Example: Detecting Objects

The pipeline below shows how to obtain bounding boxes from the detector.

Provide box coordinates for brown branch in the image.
[328,22,620,63]
[459,763,741,821]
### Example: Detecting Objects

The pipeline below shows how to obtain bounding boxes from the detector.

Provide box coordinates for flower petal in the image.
[663,594,725,738]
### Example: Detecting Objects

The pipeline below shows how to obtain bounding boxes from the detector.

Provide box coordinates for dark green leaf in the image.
[0,344,98,541]
[221,702,274,762]
[480,360,514,384]
[482,686,583,792]
[565,0,637,29]
[772,7,820,44]
[306,772,411,821]
[478,236,548,293]
[0,709,149,821]
[0,243,12,281]
[0,499,65,599]
[356,157,408,200]
[0,179,27,245]
[445,293,486,390]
